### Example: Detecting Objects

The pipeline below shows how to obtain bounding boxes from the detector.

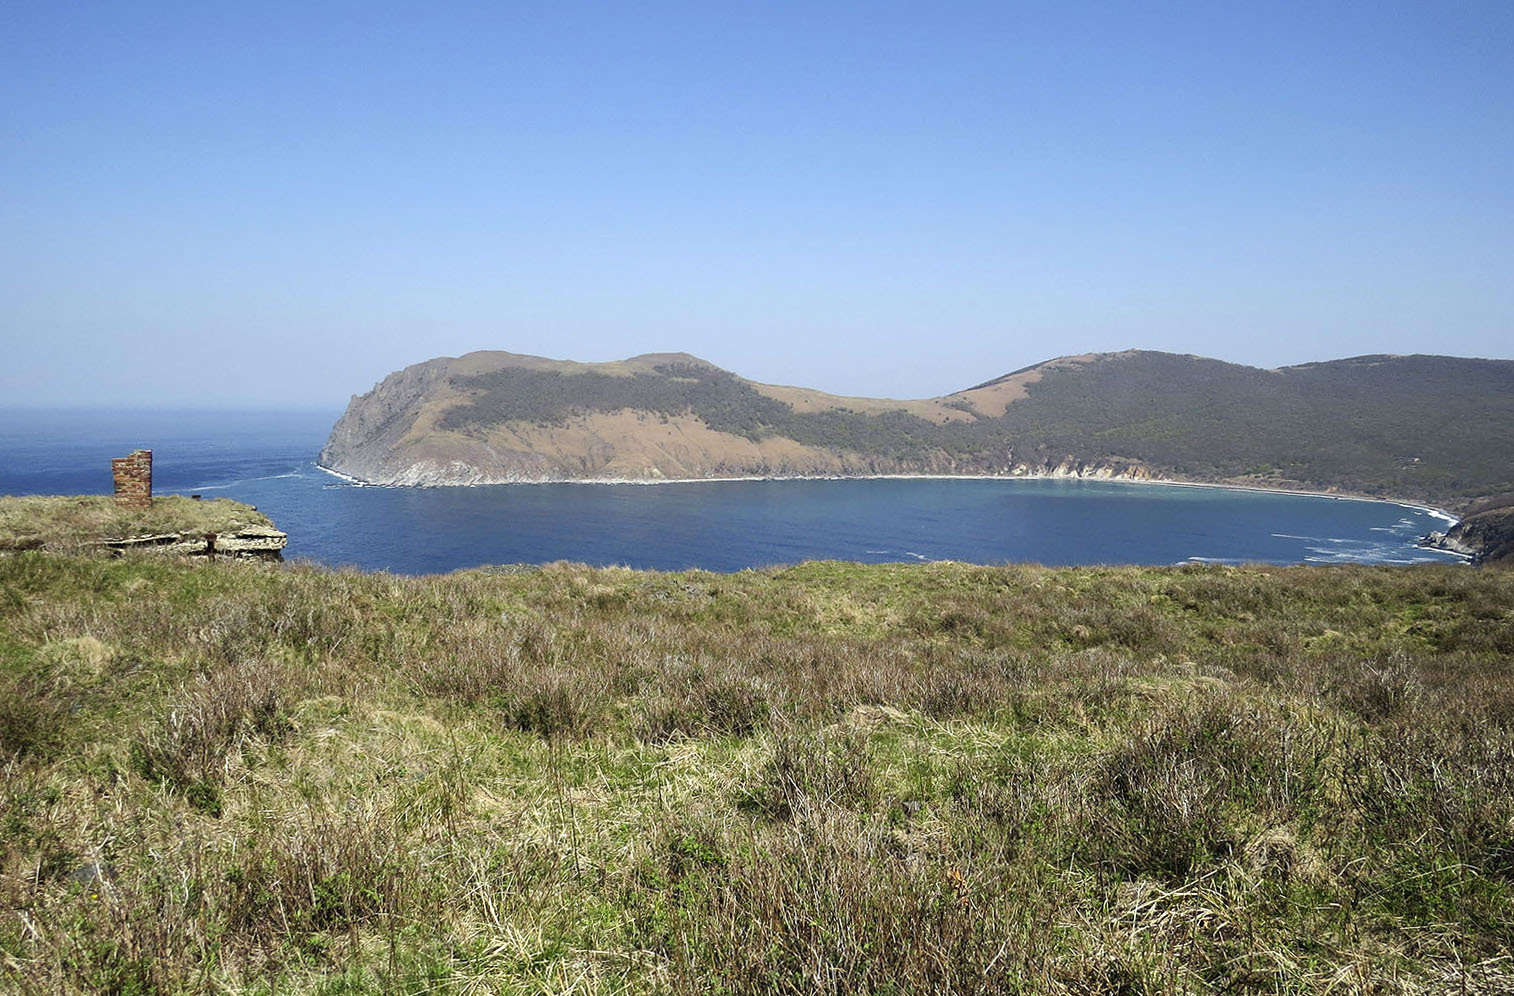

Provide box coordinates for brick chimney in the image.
[112,449,152,509]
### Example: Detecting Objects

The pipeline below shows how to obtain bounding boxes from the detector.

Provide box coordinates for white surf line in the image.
[186,471,303,491]
[1104,476,1461,523]
[318,464,1463,524]
[315,463,370,485]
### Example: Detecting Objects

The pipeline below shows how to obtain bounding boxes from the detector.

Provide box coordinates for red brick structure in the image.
[112,449,152,509]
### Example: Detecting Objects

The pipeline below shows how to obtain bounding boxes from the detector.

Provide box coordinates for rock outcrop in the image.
[96,526,288,560]
[1421,505,1514,565]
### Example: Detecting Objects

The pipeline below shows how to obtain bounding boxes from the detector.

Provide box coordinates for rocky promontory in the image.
[321,349,1514,510]
[1421,505,1514,565]
[317,350,1155,486]
[0,495,287,561]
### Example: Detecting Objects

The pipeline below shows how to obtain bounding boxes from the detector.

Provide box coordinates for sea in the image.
[0,409,1466,575]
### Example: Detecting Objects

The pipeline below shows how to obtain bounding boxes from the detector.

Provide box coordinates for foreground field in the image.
[2,554,1512,994]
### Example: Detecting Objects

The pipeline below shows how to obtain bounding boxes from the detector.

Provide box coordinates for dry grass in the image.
[1,553,1512,993]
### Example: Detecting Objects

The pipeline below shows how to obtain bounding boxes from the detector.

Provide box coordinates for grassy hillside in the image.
[329,349,1514,507]
[3,552,1514,993]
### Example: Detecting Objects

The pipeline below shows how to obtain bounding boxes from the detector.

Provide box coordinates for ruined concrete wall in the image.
[112,449,152,508]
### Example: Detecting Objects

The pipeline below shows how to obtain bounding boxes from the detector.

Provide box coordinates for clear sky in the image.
[3,1,1511,407]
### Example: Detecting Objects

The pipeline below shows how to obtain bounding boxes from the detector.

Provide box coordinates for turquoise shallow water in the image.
[0,409,1464,574]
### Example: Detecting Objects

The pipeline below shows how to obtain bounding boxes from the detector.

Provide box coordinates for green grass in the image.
[2,553,1513,993]
[0,496,277,553]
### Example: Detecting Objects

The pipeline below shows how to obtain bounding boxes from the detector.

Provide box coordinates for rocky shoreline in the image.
[317,459,1468,533]
[1419,506,1514,565]
[317,456,1159,489]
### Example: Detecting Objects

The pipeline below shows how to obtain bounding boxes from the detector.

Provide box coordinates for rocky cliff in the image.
[1422,505,1514,565]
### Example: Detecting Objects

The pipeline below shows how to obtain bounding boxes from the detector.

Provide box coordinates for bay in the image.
[0,409,1465,574]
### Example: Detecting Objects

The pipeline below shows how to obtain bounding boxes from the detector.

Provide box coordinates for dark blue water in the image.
[0,409,1465,574]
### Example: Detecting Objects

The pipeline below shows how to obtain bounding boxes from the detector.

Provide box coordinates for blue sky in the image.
[3,1,1511,406]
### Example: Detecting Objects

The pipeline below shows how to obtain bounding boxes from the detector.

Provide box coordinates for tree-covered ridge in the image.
[428,351,1514,505]
[991,352,1514,502]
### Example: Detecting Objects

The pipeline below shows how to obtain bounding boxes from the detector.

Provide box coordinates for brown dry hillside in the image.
[320,349,1514,510]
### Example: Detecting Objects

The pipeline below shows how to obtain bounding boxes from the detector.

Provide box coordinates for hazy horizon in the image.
[4,2,1511,407]
[9,345,1514,413]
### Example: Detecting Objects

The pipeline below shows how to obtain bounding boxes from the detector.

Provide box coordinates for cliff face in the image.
[319,349,1514,508]
[1423,506,1514,565]
[319,356,459,485]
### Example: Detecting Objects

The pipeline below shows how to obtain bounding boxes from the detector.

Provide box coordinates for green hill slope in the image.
[982,352,1514,505]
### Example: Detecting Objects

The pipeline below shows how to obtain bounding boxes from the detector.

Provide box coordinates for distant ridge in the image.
[320,350,1514,512]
